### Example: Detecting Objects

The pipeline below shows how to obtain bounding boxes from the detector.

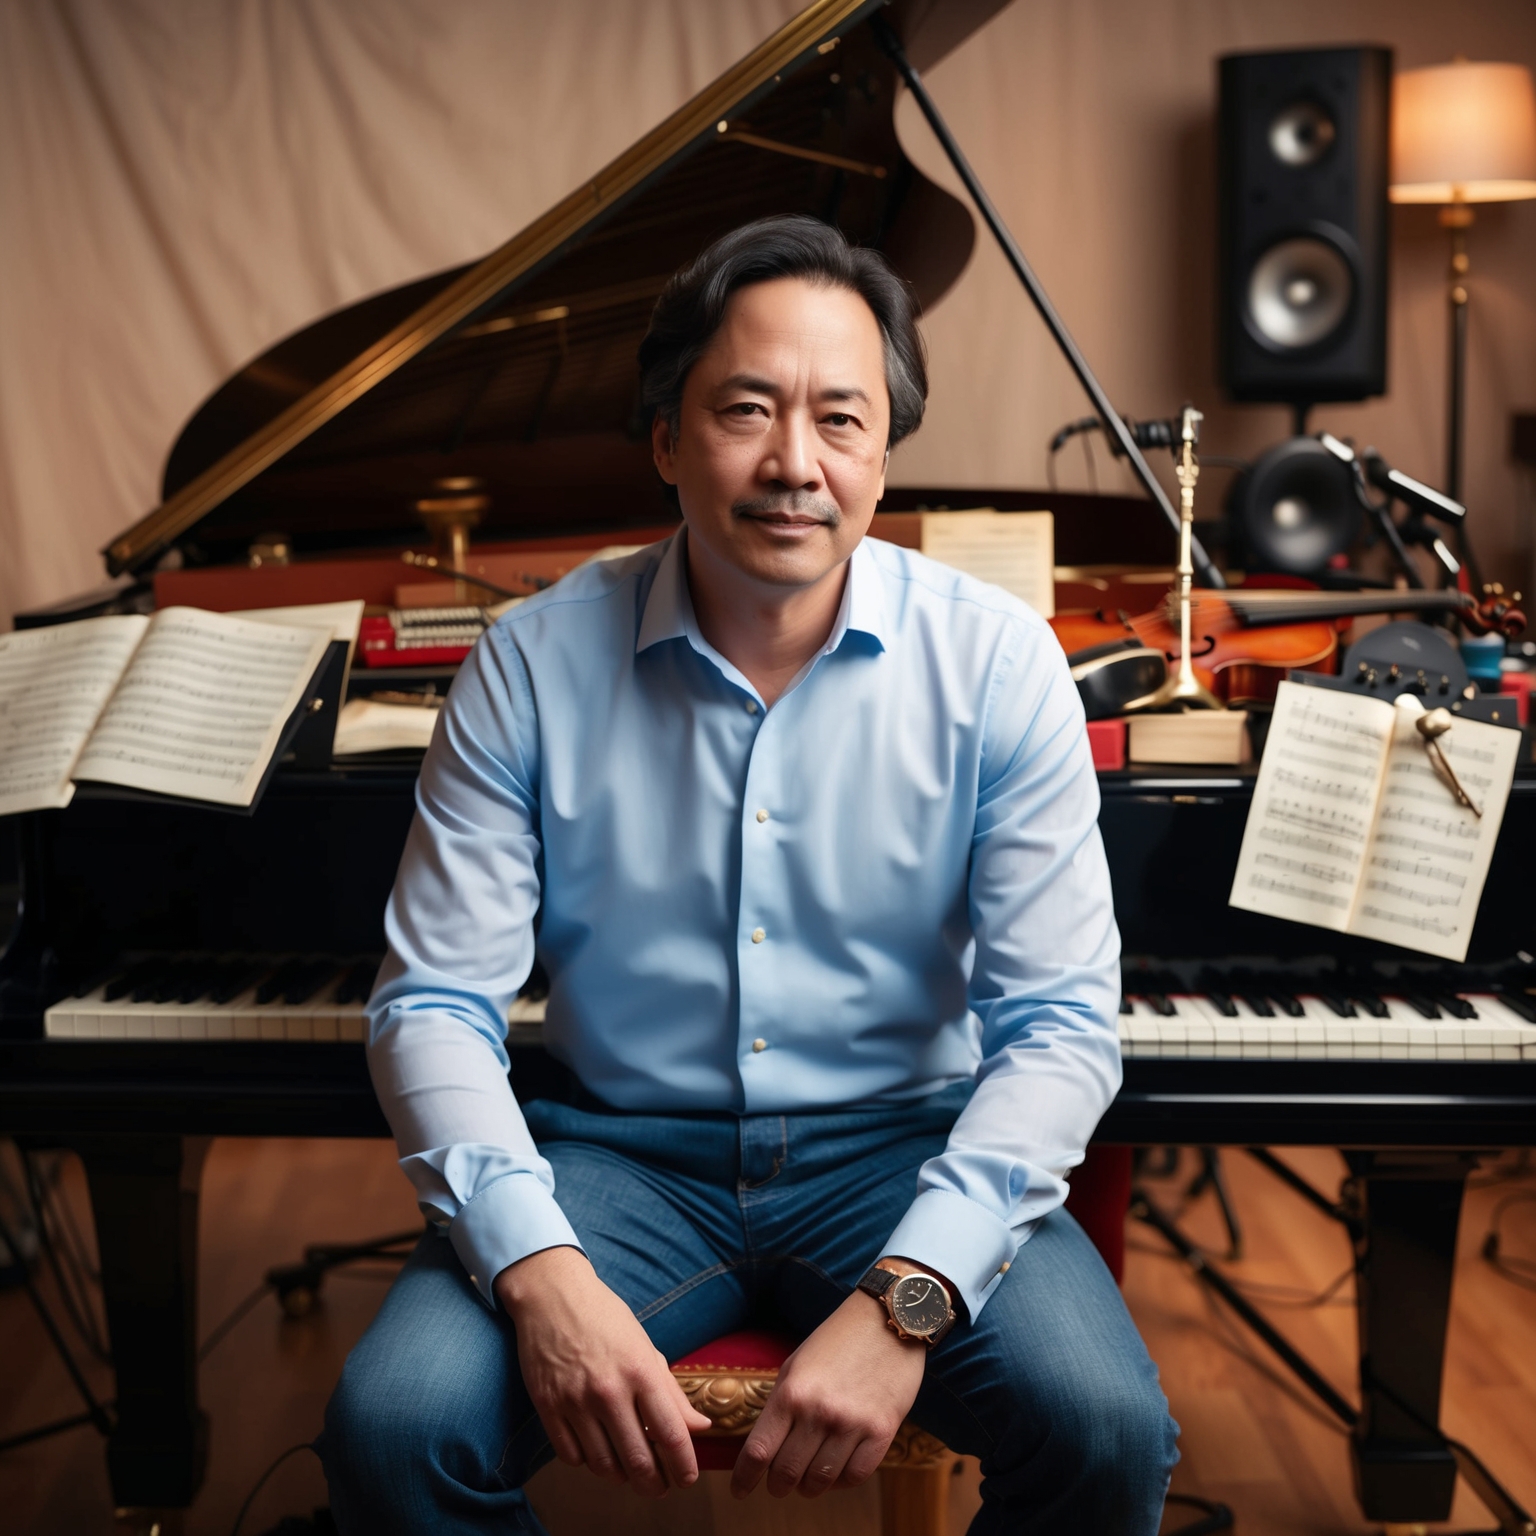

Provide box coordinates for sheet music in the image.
[73,607,330,807]
[1229,681,1393,932]
[1350,701,1521,962]
[920,510,1055,617]
[233,599,365,654]
[0,615,149,817]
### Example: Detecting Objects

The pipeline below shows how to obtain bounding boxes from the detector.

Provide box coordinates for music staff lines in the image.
[1272,767,1372,804]
[1244,874,1350,910]
[1377,805,1479,840]
[1373,830,1474,864]
[1256,825,1362,861]
[1367,855,1467,889]
[1253,851,1354,885]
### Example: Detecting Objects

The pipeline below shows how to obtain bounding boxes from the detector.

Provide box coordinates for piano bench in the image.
[666,1146,1134,1536]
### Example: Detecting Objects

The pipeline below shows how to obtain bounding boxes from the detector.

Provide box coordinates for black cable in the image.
[0,1207,114,1436]
[23,1152,110,1363]
[1163,1492,1235,1534]
[229,1442,316,1536]
[0,1405,111,1455]
[199,1278,274,1363]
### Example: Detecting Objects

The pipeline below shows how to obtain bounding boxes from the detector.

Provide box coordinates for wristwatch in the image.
[857,1263,956,1345]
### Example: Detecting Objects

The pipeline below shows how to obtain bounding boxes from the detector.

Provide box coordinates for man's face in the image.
[652,277,890,592]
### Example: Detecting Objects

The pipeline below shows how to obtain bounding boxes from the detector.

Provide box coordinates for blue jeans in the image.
[320,1085,1177,1533]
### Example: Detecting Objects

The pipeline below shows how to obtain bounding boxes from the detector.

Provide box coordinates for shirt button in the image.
[751,1038,767,1052]
[751,927,766,944]
[745,699,759,715]
[755,809,770,823]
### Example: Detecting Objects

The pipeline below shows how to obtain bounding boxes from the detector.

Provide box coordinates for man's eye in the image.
[731,402,765,416]
[825,413,852,427]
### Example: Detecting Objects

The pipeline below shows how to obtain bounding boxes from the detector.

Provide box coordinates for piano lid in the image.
[107,0,1008,576]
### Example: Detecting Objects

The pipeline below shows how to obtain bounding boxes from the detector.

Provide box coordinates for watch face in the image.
[889,1274,950,1336]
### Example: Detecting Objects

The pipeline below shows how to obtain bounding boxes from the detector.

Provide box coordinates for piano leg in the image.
[1346,1149,1479,1524]
[76,1135,211,1512]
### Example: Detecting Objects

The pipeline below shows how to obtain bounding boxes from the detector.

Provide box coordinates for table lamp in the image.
[1390,60,1536,511]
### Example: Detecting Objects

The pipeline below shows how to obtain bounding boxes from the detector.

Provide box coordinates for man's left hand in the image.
[728,1287,927,1499]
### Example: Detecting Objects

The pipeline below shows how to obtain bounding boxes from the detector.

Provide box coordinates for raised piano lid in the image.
[103,0,1008,579]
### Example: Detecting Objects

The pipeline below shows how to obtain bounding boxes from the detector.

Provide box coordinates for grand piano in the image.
[1,0,1533,1527]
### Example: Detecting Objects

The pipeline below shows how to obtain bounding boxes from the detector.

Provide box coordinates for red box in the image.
[1087,717,1127,771]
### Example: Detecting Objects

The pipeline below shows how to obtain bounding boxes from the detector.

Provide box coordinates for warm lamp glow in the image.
[1391,60,1536,203]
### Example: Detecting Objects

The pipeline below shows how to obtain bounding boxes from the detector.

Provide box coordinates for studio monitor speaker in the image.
[1219,46,1392,404]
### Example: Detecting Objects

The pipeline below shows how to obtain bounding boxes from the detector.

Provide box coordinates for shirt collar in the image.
[636,528,889,657]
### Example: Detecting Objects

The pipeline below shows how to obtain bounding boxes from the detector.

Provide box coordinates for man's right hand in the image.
[493,1245,713,1498]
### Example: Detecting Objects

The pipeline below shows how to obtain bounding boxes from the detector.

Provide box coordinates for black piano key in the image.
[1238,993,1275,1018]
[211,960,272,1005]
[1350,992,1389,1019]
[150,958,208,1004]
[1145,993,1177,1018]
[1435,994,1476,1020]
[1204,991,1239,1018]
[1402,994,1441,1019]
[281,960,338,1006]
[103,959,157,1002]
[1118,996,1132,1015]
[172,962,223,1004]
[1497,992,1536,1023]
[335,960,381,1006]
[255,959,305,1005]
[1274,994,1306,1018]
[1318,993,1357,1018]
[128,959,175,1004]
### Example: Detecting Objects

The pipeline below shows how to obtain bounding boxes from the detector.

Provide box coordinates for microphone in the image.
[1318,434,1466,524]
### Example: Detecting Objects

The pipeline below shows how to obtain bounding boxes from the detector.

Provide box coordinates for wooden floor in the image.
[1,1139,1533,1535]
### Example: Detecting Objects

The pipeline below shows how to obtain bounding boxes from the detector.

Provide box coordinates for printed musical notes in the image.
[1349,694,1519,959]
[73,609,329,806]
[1230,681,1519,961]
[0,616,149,816]
[0,607,330,818]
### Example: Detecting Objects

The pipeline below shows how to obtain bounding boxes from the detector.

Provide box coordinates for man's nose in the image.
[763,411,822,489]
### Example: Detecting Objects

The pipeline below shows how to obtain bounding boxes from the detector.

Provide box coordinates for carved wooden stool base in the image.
[671,1332,956,1536]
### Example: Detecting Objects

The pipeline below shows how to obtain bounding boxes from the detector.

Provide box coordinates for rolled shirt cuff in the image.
[448,1170,585,1309]
[881,1188,1021,1323]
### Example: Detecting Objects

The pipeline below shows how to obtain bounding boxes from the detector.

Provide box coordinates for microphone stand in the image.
[872,16,1225,590]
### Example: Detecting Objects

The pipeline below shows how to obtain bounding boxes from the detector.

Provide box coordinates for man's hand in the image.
[730,1285,927,1500]
[494,1246,712,1498]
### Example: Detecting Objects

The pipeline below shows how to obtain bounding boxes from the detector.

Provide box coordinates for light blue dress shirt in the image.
[367,531,1122,1321]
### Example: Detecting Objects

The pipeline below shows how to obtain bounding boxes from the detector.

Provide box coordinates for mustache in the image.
[732,491,842,524]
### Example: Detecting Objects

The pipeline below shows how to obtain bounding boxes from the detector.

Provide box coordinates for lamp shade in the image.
[1390,61,1536,203]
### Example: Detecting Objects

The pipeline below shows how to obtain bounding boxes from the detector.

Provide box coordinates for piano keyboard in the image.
[45,957,1536,1061]
[44,955,548,1042]
[1118,990,1536,1060]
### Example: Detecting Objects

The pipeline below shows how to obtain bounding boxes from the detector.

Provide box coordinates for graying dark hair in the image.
[638,215,927,447]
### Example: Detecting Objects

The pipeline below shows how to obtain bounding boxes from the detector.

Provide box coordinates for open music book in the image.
[0,607,334,817]
[1230,680,1521,961]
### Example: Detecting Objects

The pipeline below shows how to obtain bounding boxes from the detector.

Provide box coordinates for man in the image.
[321,215,1176,1534]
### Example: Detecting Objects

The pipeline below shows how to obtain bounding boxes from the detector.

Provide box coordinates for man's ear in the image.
[652,414,680,486]
[875,445,889,504]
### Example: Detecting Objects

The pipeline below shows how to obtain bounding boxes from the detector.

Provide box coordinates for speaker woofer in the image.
[1229,436,1360,574]
[1246,236,1353,350]
[1268,99,1336,166]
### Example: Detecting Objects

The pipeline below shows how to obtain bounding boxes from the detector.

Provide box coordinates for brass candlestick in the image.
[1145,405,1223,711]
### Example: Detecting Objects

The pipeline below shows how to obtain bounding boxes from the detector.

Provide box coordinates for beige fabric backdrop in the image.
[2,0,1534,624]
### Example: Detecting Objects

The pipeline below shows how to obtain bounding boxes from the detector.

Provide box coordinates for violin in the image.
[1050,583,1526,707]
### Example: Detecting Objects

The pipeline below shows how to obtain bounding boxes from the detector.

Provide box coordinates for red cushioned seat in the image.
[670,1145,1134,1475]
